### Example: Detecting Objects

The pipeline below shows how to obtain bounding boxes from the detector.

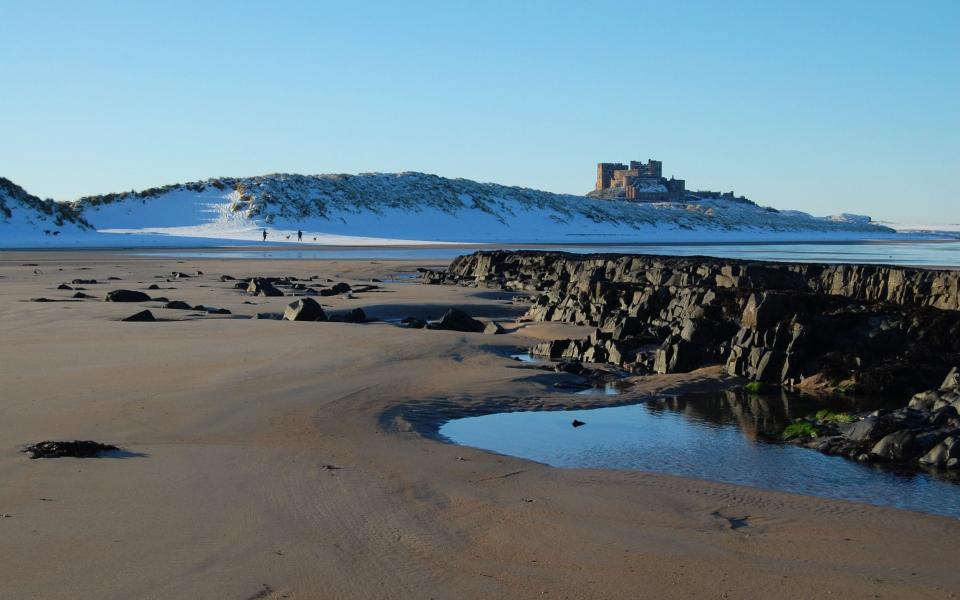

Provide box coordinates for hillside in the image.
[0,177,90,244]
[1,172,895,248]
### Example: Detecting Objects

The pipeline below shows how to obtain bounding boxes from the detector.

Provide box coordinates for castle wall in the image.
[596,163,627,190]
[596,159,682,201]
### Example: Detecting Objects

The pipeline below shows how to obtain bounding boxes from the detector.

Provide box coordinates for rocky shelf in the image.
[424,251,960,397]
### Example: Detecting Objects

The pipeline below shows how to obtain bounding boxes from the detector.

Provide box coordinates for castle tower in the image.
[596,162,627,190]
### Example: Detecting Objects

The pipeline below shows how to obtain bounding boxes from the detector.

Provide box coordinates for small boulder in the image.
[319,282,352,297]
[253,312,283,320]
[483,321,505,335]
[247,278,284,297]
[57,284,73,290]
[163,300,193,310]
[870,429,920,462]
[24,440,120,459]
[283,298,327,322]
[122,310,156,322]
[919,436,960,468]
[431,308,485,333]
[105,289,151,302]
[571,419,586,428]
[195,305,231,315]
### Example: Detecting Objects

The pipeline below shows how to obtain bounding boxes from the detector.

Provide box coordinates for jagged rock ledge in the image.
[423,251,960,397]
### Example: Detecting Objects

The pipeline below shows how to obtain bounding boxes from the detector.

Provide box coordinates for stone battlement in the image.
[595,159,685,201]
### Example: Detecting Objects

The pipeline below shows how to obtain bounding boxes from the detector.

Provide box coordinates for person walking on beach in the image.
[297,229,303,242]
[262,229,268,242]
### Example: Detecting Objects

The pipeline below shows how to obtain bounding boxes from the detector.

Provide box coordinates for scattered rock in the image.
[122,310,156,322]
[195,305,231,315]
[24,441,120,459]
[247,278,283,297]
[283,298,327,322]
[147,284,161,290]
[163,300,193,310]
[105,289,151,302]
[57,284,73,290]
[429,308,485,333]
[72,292,95,299]
[483,321,506,335]
[71,279,98,285]
[253,312,283,320]
[319,282,352,297]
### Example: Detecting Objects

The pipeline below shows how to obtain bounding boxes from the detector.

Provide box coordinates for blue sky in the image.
[1,1,957,224]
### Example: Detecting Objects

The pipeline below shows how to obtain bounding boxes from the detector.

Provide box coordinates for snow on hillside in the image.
[1,172,898,248]
[0,177,90,245]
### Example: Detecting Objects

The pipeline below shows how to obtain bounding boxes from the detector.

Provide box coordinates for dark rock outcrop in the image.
[789,368,960,470]
[427,251,960,396]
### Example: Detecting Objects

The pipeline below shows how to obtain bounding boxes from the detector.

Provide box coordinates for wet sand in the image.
[0,251,958,599]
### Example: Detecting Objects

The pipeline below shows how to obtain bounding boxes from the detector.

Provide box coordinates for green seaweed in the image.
[782,421,822,440]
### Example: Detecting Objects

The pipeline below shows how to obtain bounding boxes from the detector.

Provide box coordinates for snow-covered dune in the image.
[1,172,897,248]
[0,178,91,246]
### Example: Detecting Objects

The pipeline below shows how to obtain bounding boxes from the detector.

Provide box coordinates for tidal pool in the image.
[439,391,960,519]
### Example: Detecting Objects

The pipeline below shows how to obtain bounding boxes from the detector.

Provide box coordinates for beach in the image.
[1,250,958,600]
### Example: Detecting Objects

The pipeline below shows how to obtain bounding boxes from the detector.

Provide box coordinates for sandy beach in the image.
[1,250,958,600]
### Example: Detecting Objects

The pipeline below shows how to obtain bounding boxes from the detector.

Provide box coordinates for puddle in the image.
[439,390,960,519]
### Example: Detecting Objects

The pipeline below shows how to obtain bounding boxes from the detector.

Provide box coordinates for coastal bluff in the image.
[426,251,960,396]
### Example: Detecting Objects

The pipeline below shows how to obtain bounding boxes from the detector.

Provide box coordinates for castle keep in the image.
[595,159,686,201]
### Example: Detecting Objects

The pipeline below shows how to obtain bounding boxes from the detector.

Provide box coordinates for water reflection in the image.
[645,389,896,439]
[439,391,960,519]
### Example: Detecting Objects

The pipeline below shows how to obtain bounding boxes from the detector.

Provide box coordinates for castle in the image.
[595,159,686,201]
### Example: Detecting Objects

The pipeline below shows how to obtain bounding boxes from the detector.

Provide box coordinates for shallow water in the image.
[130,240,960,266]
[439,391,960,519]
